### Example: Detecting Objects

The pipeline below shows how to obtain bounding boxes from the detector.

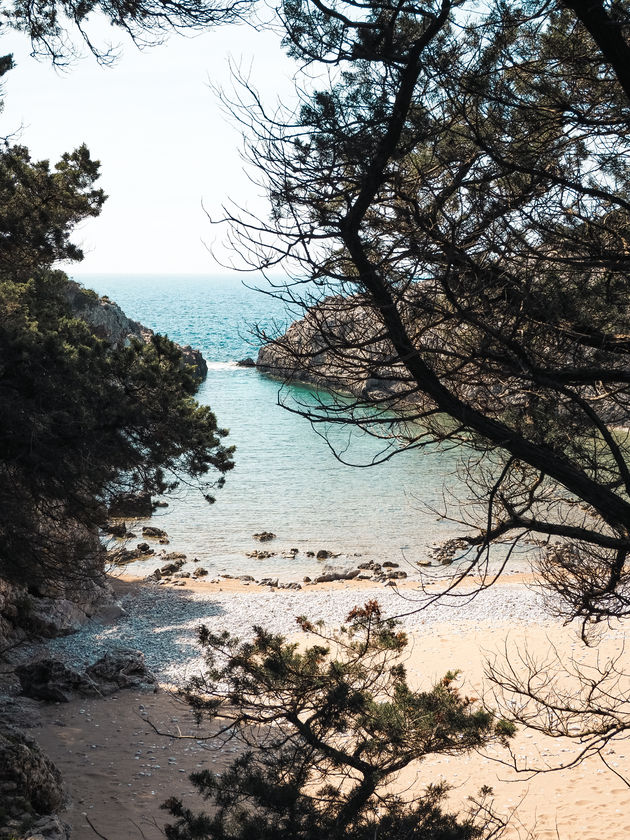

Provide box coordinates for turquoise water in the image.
[76,274,464,578]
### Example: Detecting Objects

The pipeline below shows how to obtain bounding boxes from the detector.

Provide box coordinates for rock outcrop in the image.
[0,726,67,838]
[17,650,157,702]
[256,295,408,400]
[65,280,208,381]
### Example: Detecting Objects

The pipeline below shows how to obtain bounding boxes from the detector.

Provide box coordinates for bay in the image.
[76,273,465,579]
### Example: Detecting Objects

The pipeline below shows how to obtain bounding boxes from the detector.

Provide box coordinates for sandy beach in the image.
[24,574,630,840]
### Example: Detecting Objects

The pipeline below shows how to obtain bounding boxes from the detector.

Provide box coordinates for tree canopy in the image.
[0,139,234,586]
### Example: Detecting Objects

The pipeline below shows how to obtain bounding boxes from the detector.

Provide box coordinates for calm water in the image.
[77,274,465,579]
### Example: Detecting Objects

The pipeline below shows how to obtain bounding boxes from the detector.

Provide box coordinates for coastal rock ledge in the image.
[65,280,208,381]
[256,295,406,401]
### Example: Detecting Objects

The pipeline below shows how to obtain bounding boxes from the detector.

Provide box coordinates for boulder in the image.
[27,598,93,637]
[16,659,99,703]
[316,549,331,559]
[0,725,66,822]
[102,522,127,538]
[142,526,168,539]
[193,567,209,578]
[253,531,276,542]
[236,357,256,367]
[22,815,71,840]
[85,649,157,694]
[160,559,185,575]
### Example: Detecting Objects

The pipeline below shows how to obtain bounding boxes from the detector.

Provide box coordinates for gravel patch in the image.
[41,582,552,686]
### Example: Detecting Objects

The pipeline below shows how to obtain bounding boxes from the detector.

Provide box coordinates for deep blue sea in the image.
[76,274,465,579]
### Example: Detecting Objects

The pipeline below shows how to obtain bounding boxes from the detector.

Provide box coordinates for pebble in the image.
[41,584,556,685]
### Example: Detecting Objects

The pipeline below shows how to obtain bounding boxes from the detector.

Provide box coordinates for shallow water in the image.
[76,274,502,579]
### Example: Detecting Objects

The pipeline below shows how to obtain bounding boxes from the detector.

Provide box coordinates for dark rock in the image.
[160,559,185,575]
[137,542,151,552]
[260,578,279,587]
[142,526,168,539]
[0,725,66,818]
[85,649,157,694]
[344,569,360,579]
[236,357,256,367]
[110,547,143,566]
[22,814,71,840]
[153,500,169,508]
[253,531,276,542]
[316,550,331,560]
[303,576,312,583]
[93,603,127,623]
[382,561,399,568]
[174,572,191,579]
[159,537,170,545]
[314,572,341,583]
[16,659,99,703]
[238,575,255,582]
[306,551,315,557]
[193,567,208,578]
[108,492,152,518]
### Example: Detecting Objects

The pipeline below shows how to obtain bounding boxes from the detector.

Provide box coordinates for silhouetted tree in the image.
[164,601,512,839]
[218,0,630,635]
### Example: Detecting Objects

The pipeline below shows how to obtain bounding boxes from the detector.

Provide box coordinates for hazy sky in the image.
[2,19,295,274]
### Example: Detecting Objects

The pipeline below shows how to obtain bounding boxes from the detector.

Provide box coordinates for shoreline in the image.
[23,572,630,840]
[39,572,557,686]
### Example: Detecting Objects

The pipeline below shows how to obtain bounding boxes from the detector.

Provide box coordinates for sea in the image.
[76,274,480,580]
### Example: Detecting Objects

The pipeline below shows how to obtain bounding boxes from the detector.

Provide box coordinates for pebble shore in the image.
[43,581,553,686]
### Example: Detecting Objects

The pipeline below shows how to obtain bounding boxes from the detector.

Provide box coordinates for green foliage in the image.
[163,601,510,839]
[0,143,234,585]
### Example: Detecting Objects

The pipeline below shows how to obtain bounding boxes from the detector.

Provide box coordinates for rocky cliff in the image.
[65,280,208,381]
[256,295,408,401]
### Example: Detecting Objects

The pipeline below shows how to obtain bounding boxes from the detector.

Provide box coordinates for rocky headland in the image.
[65,281,208,381]
[256,295,409,401]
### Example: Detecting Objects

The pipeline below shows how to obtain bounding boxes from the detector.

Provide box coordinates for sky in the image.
[1,17,296,274]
